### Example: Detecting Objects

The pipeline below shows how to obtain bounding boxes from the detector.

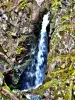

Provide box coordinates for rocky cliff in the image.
[0,0,75,100]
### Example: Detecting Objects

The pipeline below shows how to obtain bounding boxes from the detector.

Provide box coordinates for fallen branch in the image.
[1,87,19,100]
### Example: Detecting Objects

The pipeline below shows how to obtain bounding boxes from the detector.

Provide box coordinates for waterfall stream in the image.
[18,12,50,91]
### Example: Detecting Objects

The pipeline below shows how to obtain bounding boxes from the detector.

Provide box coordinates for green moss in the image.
[0,0,27,12]
[51,0,63,8]
[2,94,10,100]
[19,35,25,42]
[3,83,11,92]
[16,46,24,54]
[51,79,58,85]
[0,1,13,12]
[73,85,75,91]
[50,36,60,52]
[18,0,28,10]
[72,71,75,76]
[0,72,4,78]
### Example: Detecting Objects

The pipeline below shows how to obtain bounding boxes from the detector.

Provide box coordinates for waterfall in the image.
[18,12,50,91]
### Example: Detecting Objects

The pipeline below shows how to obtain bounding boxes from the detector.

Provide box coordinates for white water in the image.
[18,12,50,91]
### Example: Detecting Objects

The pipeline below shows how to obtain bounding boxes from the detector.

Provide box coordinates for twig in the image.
[1,87,19,100]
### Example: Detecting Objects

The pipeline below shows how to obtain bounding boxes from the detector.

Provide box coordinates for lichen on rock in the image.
[47,0,75,99]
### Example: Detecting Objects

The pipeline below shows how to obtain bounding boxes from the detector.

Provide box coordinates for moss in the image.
[0,72,4,78]
[19,35,25,43]
[18,0,28,10]
[47,1,75,97]
[72,72,75,76]
[1,94,10,100]
[0,0,28,12]
[51,0,63,8]
[0,1,13,12]
[16,46,24,55]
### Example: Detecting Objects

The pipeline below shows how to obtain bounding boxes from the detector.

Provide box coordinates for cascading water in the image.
[18,12,50,91]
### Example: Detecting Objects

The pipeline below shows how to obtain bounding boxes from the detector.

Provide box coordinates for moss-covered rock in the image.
[47,0,75,99]
[1,0,75,100]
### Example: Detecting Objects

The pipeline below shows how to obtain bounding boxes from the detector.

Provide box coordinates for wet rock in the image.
[26,94,40,100]
[43,89,50,97]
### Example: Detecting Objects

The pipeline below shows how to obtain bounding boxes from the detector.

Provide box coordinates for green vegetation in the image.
[46,0,75,99]
[19,0,28,10]
[0,0,75,99]
[16,46,24,54]
[0,0,28,12]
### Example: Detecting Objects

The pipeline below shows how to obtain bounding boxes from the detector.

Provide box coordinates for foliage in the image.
[0,0,28,12]
[19,0,28,10]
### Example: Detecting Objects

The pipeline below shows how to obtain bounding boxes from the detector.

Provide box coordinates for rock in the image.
[26,94,40,100]
[23,27,28,34]
[0,77,3,86]
[11,32,17,37]
[60,63,65,69]
[2,24,7,30]
[43,89,50,97]
[32,3,40,21]
[47,0,75,99]
[57,97,63,100]
[2,14,8,20]
[35,0,44,6]
[18,12,22,17]
[73,91,75,96]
